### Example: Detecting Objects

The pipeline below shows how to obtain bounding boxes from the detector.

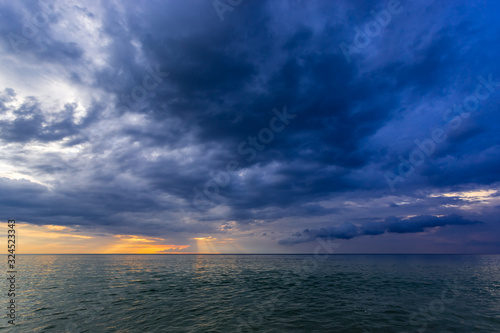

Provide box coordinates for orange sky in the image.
[3,222,246,254]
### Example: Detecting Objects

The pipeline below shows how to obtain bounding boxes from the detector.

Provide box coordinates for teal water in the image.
[1,255,500,332]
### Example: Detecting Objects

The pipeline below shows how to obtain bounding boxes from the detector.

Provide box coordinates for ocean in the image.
[2,254,500,332]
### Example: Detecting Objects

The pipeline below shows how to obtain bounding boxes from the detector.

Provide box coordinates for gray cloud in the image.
[0,0,499,252]
[279,214,483,245]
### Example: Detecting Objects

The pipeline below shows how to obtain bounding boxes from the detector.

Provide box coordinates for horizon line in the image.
[14,253,500,255]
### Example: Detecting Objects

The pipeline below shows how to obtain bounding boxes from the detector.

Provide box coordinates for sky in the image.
[0,0,499,254]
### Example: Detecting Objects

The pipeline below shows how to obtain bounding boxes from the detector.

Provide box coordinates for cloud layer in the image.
[279,214,482,244]
[0,0,499,252]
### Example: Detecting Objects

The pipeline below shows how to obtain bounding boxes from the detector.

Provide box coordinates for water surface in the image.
[2,254,500,332]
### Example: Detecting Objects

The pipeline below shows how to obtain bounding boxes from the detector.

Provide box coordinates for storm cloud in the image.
[279,214,483,245]
[0,0,499,253]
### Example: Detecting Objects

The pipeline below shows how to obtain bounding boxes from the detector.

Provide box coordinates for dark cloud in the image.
[0,0,499,252]
[0,89,101,144]
[279,214,482,245]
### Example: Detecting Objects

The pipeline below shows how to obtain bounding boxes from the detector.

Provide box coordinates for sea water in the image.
[2,254,500,332]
